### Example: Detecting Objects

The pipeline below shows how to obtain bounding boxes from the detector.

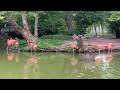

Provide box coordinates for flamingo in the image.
[105,43,112,54]
[32,44,38,52]
[95,42,102,55]
[15,41,19,52]
[70,44,78,54]
[6,38,16,54]
[27,40,37,53]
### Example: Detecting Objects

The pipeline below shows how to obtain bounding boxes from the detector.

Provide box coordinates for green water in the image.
[0,50,120,79]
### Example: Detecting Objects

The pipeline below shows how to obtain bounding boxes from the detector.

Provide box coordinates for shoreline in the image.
[20,48,120,53]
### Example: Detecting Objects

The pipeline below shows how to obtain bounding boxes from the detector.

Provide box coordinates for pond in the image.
[0,50,120,79]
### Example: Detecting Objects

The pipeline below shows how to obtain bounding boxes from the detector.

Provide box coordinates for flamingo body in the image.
[70,44,78,49]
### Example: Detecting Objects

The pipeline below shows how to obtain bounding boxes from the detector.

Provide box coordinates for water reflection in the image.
[95,54,112,64]
[7,52,14,61]
[80,53,97,62]
[95,53,113,79]
[7,51,20,63]
[24,55,39,79]
[66,53,114,79]
[1,50,120,79]
[70,53,78,66]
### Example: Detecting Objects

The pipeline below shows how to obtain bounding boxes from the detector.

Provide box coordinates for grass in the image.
[41,35,72,40]
[37,39,64,49]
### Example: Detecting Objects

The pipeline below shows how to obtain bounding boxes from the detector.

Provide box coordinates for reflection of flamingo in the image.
[27,57,38,64]
[16,56,19,62]
[106,54,112,62]
[70,60,77,66]
[24,56,39,79]
[7,53,14,61]
[105,43,112,54]
[95,55,102,64]
[70,44,78,54]
[95,54,112,64]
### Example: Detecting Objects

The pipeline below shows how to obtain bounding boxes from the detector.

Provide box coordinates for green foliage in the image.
[108,20,120,38]
[108,11,120,38]
[37,11,67,36]
[74,11,109,35]
[18,40,27,49]
[21,11,67,36]
[108,11,120,21]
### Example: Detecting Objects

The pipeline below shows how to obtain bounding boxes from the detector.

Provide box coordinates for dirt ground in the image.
[57,36,120,52]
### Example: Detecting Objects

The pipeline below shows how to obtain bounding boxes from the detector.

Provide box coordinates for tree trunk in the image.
[94,24,97,36]
[73,34,84,52]
[34,13,39,37]
[64,11,73,35]
[7,11,37,44]
[101,24,104,35]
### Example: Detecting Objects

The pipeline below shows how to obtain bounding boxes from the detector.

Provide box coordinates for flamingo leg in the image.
[108,49,110,54]
[73,49,74,55]
[6,47,9,55]
[111,48,112,55]
[98,49,100,55]
[31,47,32,54]
[35,49,36,54]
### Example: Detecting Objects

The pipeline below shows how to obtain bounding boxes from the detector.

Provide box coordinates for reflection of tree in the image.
[24,56,39,79]
[80,53,97,62]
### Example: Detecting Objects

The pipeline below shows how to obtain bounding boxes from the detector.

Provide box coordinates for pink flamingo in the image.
[15,41,19,51]
[6,38,16,53]
[105,43,112,54]
[27,40,37,53]
[70,44,78,54]
[95,42,102,54]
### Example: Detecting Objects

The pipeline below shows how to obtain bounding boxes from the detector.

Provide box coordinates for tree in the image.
[34,12,39,37]
[74,11,110,36]
[64,11,73,35]
[6,11,37,43]
[108,11,120,38]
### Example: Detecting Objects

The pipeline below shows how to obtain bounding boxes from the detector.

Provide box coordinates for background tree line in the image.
[0,11,120,41]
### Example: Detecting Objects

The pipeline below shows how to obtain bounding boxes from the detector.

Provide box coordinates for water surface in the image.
[0,50,120,79]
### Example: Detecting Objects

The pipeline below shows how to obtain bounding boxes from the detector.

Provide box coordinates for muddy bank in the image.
[21,37,120,53]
